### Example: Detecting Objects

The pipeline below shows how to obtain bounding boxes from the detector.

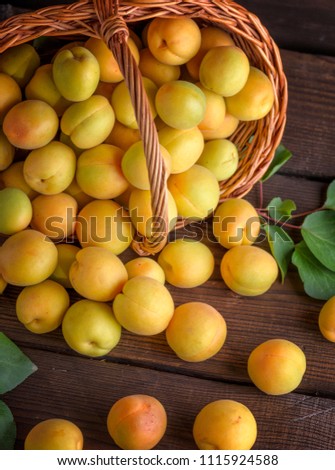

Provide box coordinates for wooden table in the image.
[1,0,335,450]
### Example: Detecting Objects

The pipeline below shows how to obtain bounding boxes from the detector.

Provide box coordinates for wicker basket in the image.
[0,0,288,255]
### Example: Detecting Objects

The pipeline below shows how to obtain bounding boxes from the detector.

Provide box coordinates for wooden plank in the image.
[239,0,335,55]
[279,50,335,180]
[5,347,335,450]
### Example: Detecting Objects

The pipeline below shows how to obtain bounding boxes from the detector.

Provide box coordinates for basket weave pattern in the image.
[0,0,287,255]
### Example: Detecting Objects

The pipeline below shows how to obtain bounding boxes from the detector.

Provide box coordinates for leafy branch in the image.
[258,146,335,300]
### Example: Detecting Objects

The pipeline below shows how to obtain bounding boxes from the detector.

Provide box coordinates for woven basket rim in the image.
[0,0,288,255]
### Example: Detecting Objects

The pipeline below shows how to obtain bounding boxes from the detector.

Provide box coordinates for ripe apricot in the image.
[247,338,306,395]
[318,296,335,342]
[107,394,167,450]
[220,245,278,296]
[24,418,83,450]
[166,302,227,362]
[125,257,165,284]
[193,399,257,450]
[158,239,215,288]
[212,198,260,249]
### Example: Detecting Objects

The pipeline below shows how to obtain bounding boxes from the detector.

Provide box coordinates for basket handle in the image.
[92,0,169,256]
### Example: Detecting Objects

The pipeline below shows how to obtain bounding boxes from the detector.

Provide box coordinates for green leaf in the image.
[0,401,16,450]
[0,332,37,394]
[264,224,295,282]
[267,197,296,222]
[292,241,335,300]
[324,180,335,210]
[301,210,335,271]
[261,144,292,182]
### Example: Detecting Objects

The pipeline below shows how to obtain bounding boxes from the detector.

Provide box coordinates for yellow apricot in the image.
[0,161,38,200]
[199,46,250,97]
[196,82,226,131]
[76,143,129,199]
[76,199,134,255]
[318,296,335,342]
[107,394,167,450]
[220,245,278,296]
[104,120,141,151]
[247,338,306,395]
[193,399,257,450]
[0,129,15,171]
[0,229,58,287]
[16,279,70,334]
[212,198,260,248]
[201,112,239,141]
[69,246,128,302]
[31,192,78,241]
[226,67,275,121]
[0,187,32,235]
[0,43,40,87]
[166,302,227,362]
[113,276,174,335]
[125,257,165,284]
[139,48,181,87]
[24,418,84,450]
[158,239,214,288]
[197,139,239,181]
[167,164,220,219]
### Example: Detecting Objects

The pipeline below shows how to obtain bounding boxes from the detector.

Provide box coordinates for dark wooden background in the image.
[1,0,335,450]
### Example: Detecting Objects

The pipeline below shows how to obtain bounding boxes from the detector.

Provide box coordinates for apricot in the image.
[213,198,260,249]
[186,26,234,81]
[167,164,220,219]
[193,400,257,450]
[197,139,239,181]
[107,394,167,450]
[226,66,275,121]
[50,243,80,288]
[62,299,121,357]
[60,95,115,149]
[0,229,58,286]
[0,161,38,200]
[220,245,278,296]
[85,36,140,83]
[158,126,204,174]
[3,99,59,150]
[24,418,84,450]
[52,46,100,101]
[0,43,40,87]
[147,17,201,65]
[166,302,227,362]
[128,188,178,238]
[113,276,174,335]
[16,279,70,334]
[104,119,141,151]
[196,82,226,131]
[121,141,171,190]
[111,77,157,129]
[31,192,78,241]
[139,48,181,87]
[0,72,22,123]
[76,199,133,255]
[93,80,117,99]
[0,129,15,171]
[201,111,239,141]
[25,64,71,116]
[318,296,335,342]
[247,338,306,395]
[199,46,250,97]
[0,187,32,235]
[69,246,128,302]
[125,257,165,284]
[155,80,206,130]
[76,144,128,200]
[23,140,77,195]
[158,239,215,288]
